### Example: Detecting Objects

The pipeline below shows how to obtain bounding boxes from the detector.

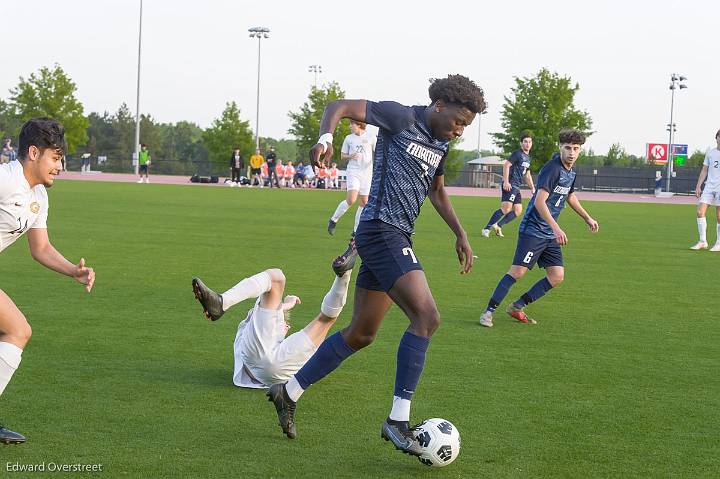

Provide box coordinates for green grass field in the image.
[1,181,718,478]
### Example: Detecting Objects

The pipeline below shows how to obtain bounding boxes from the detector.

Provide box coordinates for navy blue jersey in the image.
[519,154,576,239]
[507,149,531,188]
[360,101,449,234]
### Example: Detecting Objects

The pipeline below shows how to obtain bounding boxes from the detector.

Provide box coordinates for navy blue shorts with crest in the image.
[512,233,563,269]
[501,187,522,204]
[355,220,423,292]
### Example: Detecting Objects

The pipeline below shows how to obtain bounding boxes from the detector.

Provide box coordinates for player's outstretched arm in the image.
[535,189,568,245]
[502,161,512,191]
[567,193,599,233]
[525,170,536,193]
[695,165,708,198]
[428,175,473,274]
[26,229,95,292]
[310,100,367,168]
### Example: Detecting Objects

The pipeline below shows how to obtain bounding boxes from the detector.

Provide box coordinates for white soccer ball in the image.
[412,418,461,467]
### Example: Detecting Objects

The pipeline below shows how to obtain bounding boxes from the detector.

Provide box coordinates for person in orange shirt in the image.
[284,161,296,188]
[317,165,329,189]
[275,159,284,187]
[328,162,339,189]
[261,162,269,187]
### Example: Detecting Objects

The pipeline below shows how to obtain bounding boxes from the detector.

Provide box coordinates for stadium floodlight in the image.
[248,27,271,150]
[133,0,144,175]
[665,73,688,191]
[308,65,322,88]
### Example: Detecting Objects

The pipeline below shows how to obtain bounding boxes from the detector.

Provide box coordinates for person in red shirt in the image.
[328,162,339,189]
[275,159,285,188]
[317,165,328,189]
[284,161,296,188]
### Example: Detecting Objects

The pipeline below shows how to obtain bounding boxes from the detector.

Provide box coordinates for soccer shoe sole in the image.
[506,306,537,325]
[266,384,297,439]
[0,428,26,445]
[191,278,224,321]
[332,249,357,276]
[380,422,423,456]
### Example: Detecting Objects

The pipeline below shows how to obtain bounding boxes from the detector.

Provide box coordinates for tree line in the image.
[2,64,699,179]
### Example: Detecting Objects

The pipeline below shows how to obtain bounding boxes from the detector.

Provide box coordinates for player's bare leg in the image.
[692,202,710,250]
[0,290,31,445]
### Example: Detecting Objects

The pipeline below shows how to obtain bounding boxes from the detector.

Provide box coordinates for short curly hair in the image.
[428,74,487,114]
[558,129,586,145]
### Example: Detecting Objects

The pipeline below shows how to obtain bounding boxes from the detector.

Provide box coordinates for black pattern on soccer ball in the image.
[437,445,453,462]
[416,431,431,448]
[437,421,453,435]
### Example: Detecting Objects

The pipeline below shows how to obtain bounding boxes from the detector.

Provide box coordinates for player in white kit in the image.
[691,129,720,251]
[327,120,376,236]
[191,266,352,397]
[0,118,95,444]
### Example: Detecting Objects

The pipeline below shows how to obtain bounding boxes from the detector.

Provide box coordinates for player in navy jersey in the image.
[481,133,535,238]
[267,75,486,456]
[479,129,598,328]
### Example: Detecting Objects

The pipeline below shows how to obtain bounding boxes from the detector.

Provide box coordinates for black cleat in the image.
[327,219,337,235]
[0,425,26,445]
[266,383,297,439]
[191,277,224,321]
[332,236,357,276]
[381,418,423,456]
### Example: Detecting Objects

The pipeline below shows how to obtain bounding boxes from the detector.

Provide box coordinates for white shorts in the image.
[346,169,372,195]
[235,303,317,387]
[699,187,720,206]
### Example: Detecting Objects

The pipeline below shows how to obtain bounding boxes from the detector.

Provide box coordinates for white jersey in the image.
[341,131,376,173]
[233,298,315,389]
[0,161,48,253]
[703,148,720,191]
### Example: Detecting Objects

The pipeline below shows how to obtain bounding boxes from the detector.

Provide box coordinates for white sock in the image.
[331,200,350,222]
[221,271,272,311]
[320,271,352,318]
[389,396,411,422]
[698,217,707,243]
[353,206,364,232]
[285,376,304,402]
[0,342,23,396]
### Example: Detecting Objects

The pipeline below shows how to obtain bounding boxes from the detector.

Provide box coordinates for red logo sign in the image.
[647,143,668,163]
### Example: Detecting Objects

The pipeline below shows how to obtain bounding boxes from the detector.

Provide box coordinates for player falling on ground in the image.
[191,266,352,407]
[327,120,376,235]
[690,129,720,251]
[0,118,95,444]
[266,75,485,456]
[479,129,598,328]
[481,133,535,238]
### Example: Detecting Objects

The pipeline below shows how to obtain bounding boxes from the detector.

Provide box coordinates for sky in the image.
[2,0,718,157]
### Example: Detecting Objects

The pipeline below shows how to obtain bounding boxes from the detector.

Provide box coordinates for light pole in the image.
[249,27,270,150]
[308,65,322,88]
[476,110,487,158]
[133,0,143,175]
[666,73,687,192]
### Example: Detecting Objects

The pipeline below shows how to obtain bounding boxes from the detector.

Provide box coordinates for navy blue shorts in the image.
[139,164,148,174]
[512,233,563,269]
[355,220,423,292]
[501,187,522,204]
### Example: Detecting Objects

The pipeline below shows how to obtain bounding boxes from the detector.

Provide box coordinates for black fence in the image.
[65,155,225,177]
[449,165,701,195]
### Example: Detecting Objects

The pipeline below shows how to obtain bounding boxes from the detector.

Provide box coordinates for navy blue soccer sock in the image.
[497,211,517,227]
[486,274,516,312]
[295,332,355,390]
[394,331,430,401]
[516,277,553,307]
[484,209,504,229]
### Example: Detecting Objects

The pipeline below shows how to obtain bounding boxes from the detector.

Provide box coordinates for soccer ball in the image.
[412,418,461,467]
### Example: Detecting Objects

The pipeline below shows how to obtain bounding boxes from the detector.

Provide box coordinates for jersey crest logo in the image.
[30,202,40,214]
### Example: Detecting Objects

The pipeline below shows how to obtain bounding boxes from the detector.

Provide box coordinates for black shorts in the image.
[139,164,148,174]
[251,168,261,175]
[512,233,563,269]
[355,220,423,292]
[501,187,522,204]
